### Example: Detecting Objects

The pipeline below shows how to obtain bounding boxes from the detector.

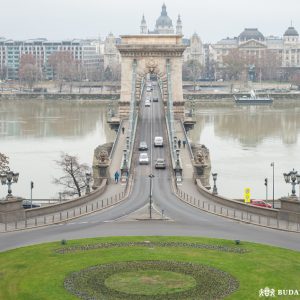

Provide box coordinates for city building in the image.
[209,26,300,79]
[0,38,100,80]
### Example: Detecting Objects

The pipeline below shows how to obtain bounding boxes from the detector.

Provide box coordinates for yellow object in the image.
[244,188,251,203]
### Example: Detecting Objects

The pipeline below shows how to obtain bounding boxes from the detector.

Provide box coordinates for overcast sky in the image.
[1,0,299,43]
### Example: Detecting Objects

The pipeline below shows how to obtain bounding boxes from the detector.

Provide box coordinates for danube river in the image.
[189,102,300,200]
[0,100,115,200]
[1,100,300,201]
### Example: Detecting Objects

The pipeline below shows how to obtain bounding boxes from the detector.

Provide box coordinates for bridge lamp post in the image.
[149,174,155,219]
[0,170,19,198]
[85,172,91,195]
[212,173,218,195]
[283,169,300,198]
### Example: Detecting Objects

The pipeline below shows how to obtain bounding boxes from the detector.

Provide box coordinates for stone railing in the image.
[0,175,133,232]
[175,181,300,233]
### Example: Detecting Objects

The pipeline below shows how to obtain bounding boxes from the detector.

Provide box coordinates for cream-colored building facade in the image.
[210,27,300,70]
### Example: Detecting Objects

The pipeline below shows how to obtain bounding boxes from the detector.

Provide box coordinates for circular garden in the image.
[64,260,239,299]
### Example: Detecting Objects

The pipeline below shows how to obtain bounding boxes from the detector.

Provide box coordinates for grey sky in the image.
[1,0,299,42]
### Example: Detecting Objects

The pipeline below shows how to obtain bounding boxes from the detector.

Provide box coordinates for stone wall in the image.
[0,93,120,101]
[25,179,107,218]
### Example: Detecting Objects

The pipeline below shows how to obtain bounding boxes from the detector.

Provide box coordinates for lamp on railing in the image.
[85,172,91,195]
[212,173,218,195]
[283,169,300,198]
[0,170,19,198]
[148,174,155,219]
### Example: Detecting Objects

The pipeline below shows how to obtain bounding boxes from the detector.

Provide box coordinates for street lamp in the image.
[264,178,268,202]
[85,172,91,195]
[149,174,155,219]
[0,170,19,198]
[271,162,275,208]
[212,173,218,195]
[283,169,300,198]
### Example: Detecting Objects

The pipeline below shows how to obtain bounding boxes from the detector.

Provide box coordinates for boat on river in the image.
[234,90,273,105]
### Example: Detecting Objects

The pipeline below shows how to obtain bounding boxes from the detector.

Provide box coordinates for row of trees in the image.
[15,52,121,90]
[182,49,300,89]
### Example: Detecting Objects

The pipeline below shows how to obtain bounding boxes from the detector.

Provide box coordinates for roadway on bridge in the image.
[1,82,300,252]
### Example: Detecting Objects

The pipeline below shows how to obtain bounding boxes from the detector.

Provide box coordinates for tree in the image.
[19,54,41,89]
[291,71,300,90]
[182,59,203,90]
[104,66,113,81]
[0,153,9,173]
[254,50,281,81]
[48,51,79,92]
[0,65,7,81]
[222,49,247,81]
[54,153,91,197]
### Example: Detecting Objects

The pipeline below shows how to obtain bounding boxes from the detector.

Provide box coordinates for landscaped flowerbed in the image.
[64,260,239,299]
[56,241,248,254]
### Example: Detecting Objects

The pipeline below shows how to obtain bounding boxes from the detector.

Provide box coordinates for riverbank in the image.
[0,93,120,101]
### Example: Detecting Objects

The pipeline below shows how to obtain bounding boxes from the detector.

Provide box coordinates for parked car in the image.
[154,136,163,147]
[22,200,41,209]
[139,152,149,165]
[145,100,151,107]
[146,87,152,92]
[155,158,166,169]
[139,141,148,151]
[250,200,272,208]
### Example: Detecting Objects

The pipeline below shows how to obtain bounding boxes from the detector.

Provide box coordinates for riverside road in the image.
[1,84,300,252]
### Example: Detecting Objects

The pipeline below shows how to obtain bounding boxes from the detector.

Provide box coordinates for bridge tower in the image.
[117,34,186,119]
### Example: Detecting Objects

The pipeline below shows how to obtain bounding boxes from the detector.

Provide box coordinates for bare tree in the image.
[19,54,42,89]
[0,153,9,173]
[222,49,247,81]
[54,153,91,197]
[0,65,7,81]
[48,51,79,92]
[182,59,203,90]
[291,71,300,90]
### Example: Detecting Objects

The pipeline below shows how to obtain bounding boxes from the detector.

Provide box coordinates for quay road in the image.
[1,83,300,252]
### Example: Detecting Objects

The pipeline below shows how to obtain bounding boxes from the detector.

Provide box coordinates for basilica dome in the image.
[155,4,173,28]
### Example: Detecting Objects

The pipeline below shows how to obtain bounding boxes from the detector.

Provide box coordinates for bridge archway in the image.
[117,35,186,119]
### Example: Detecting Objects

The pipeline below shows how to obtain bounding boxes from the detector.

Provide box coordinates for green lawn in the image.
[0,236,299,299]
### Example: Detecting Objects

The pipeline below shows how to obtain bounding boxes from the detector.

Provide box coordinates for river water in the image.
[1,100,300,201]
[0,100,114,200]
[189,102,300,200]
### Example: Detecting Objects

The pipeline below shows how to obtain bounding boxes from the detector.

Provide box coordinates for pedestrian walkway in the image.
[109,120,129,183]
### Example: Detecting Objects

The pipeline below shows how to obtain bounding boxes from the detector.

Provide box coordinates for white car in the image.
[139,152,149,165]
[145,100,151,107]
[154,136,163,147]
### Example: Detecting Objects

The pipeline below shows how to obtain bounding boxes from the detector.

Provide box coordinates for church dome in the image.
[156,4,173,28]
[238,28,265,41]
[284,26,299,36]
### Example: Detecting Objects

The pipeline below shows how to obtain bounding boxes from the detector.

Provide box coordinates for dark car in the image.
[22,200,41,209]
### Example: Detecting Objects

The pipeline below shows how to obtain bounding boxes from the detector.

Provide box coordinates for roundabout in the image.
[1,236,300,300]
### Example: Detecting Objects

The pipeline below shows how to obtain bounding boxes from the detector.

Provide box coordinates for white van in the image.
[154,136,163,147]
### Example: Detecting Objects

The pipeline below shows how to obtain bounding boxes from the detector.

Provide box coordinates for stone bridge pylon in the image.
[117,34,187,119]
